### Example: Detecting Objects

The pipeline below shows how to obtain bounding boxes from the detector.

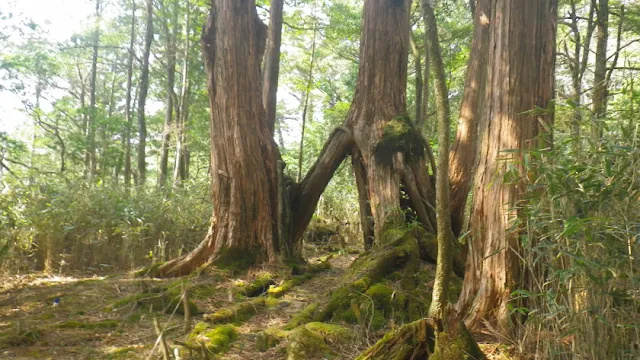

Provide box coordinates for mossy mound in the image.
[56,319,119,330]
[181,322,238,355]
[315,228,432,328]
[286,322,351,360]
[374,114,425,167]
[236,272,276,297]
[256,327,289,352]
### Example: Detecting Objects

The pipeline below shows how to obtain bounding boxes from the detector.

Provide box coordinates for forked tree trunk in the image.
[447,0,491,237]
[456,0,557,333]
[156,0,438,277]
[157,0,280,276]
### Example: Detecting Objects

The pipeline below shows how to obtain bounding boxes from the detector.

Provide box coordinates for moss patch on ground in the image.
[183,322,238,355]
[0,329,42,348]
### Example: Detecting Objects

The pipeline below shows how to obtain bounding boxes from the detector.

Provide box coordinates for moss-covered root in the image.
[356,319,436,360]
[256,327,289,352]
[237,273,276,297]
[286,322,352,360]
[203,297,278,324]
[356,317,485,360]
[267,273,314,298]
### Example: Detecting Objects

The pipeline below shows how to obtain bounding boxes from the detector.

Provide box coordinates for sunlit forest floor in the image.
[0,247,517,360]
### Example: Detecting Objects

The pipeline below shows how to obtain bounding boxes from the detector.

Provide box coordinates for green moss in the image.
[204,298,265,324]
[374,114,425,167]
[430,329,485,360]
[286,303,319,330]
[286,326,331,360]
[256,327,289,352]
[267,273,313,298]
[213,246,258,272]
[304,322,351,342]
[56,320,119,330]
[365,284,394,310]
[237,272,275,297]
[186,323,238,354]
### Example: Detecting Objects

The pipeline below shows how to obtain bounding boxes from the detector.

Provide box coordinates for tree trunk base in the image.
[357,314,485,360]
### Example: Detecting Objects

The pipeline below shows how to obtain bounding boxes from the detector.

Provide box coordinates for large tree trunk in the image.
[157,0,280,276]
[262,0,284,136]
[456,0,557,333]
[137,0,153,186]
[346,0,435,241]
[447,0,491,238]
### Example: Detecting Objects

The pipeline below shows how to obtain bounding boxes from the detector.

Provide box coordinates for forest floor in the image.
[0,246,515,360]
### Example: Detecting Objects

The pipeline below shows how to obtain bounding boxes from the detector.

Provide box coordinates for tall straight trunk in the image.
[591,0,608,141]
[423,0,453,319]
[174,3,190,187]
[137,0,153,186]
[409,31,423,127]
[262,0,284,136]
[157,0,280,276]
[297,22,318,183]
[456,0,557,333]
[124,1,136,189]
[88,0,101,179]
[159,1,178,188]
[419,20,430,131]
[448,0,491,237]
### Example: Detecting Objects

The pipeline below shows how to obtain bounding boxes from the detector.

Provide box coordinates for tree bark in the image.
[262,0,284,136]
[174,3,190,187]
[456,0,557,333]
[88,0,101,180]
[137,0,153,186]
[448,0,491,237]
[159,0,178,188]
[297,23,318,182]
[591,0,608,141]
[124,1,136,189]
[157,0,280,276]
[423,0,453,319]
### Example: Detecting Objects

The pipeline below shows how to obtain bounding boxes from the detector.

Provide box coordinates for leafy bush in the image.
[515,127,640,359]
[0,177,212,274]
